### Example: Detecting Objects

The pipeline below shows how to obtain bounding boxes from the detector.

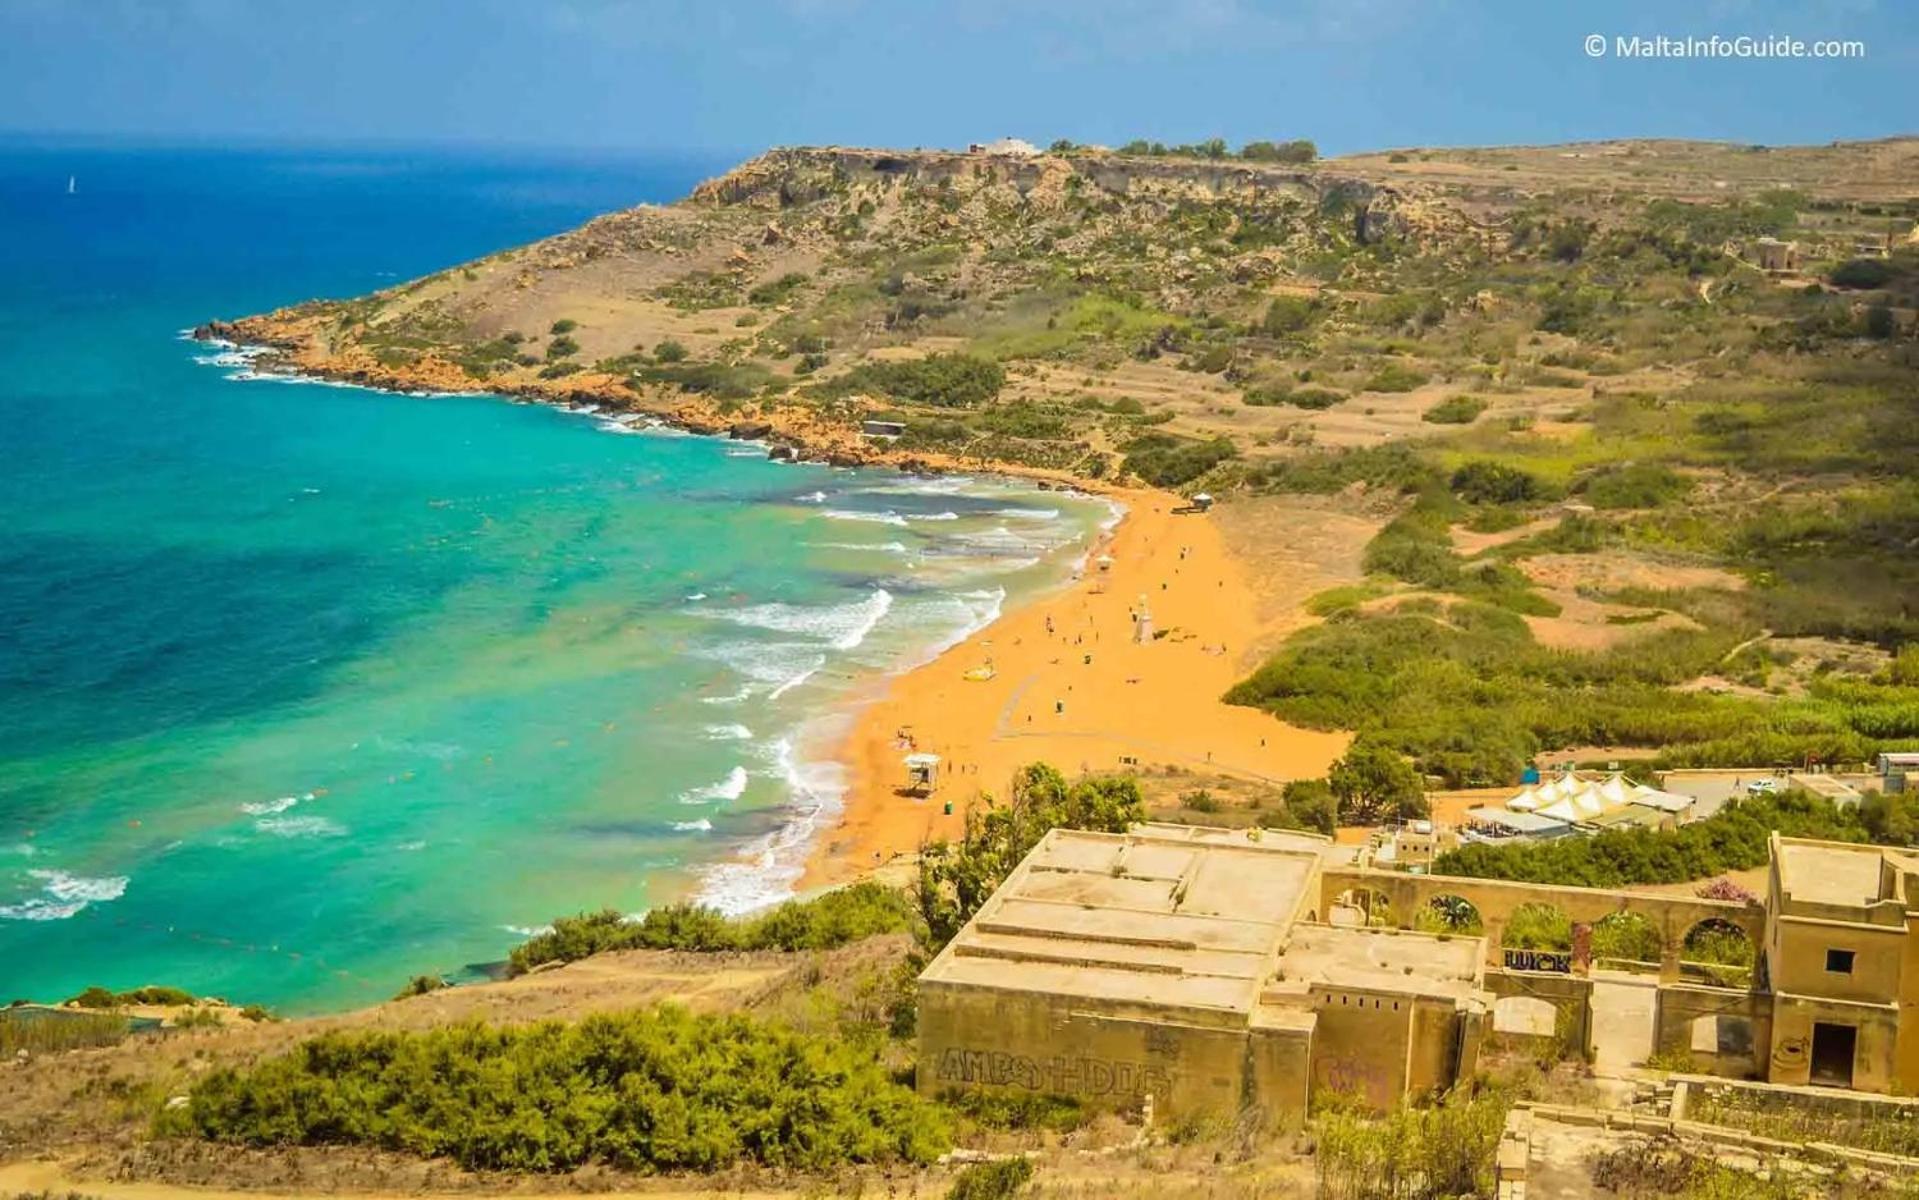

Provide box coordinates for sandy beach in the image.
[803,489,1354,885]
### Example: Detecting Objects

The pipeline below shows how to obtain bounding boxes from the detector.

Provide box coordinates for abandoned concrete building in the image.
[917,824,1490,1126]
[917,825,1919,1126]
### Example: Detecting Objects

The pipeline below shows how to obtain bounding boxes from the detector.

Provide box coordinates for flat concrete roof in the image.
[1273,925,1485,1002]
[1776,839,1887,909]
[921,825,1327,1015]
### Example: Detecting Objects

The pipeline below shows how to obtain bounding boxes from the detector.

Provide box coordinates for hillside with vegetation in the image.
[204,136,1919,792]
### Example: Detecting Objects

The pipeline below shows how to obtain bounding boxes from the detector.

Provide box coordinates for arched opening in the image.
[1413,893,1484,937]
[1590,911,1662,973]
[1492,994,1558,1038]
[1502,902,1572,952]
[1689,1013,1756,1058]
[1680,918,1756,989]
[1330,887,1393,929]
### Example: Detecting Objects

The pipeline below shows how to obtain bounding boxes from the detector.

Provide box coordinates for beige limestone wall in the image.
[1305,986,1415,1110]
[1768,995,1901,1092]
[1770,916,1905,1005]
[917,980,1264,1121]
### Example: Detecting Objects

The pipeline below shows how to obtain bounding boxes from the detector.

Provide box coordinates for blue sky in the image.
[1,0,1911,155]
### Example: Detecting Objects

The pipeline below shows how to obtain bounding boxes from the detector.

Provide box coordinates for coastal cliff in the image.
[199,137,1918,495]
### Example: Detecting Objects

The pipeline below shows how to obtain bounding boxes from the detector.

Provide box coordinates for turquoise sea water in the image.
[0,141,1109,1012]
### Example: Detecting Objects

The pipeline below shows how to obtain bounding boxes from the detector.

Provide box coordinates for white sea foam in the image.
[768,662,822,700]
[673,818,714,833]
[905,510,960,522]
[685,591,708,602]
[996,506,1060,520]
[679,765,750,805]
[239,793,305,817]
[255,815,346,839]
[725,448,762,457]
[6,843,35,857]
[0,869,130,922]
[700,686,751,705]
[692,735,845,914]
[710,587,893,652]
[797,490,828,503]
[824,508,907,526]
[502,923,554,938]
[807,540,910,555]
[864,476,975,496]
[703,723,753,741]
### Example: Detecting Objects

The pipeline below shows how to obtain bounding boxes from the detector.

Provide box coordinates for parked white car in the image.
[1747,778,1781,796]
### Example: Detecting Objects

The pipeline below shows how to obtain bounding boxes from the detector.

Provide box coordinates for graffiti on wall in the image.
[935,1047,1172,1097]
[1503,948,1573,974]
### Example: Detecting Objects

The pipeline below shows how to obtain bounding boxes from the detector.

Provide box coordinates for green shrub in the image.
[747,272,809,306]
[825,354,1006,409]
[1451,461,1542,505]
[1122,433,1237,487]
[917,765,1144,949]
[947,1158,1034,1200]
[1279,778,1338,834]
[1422,395,1488,425]
[653,339,688,363]
[1260,294,1321,335]
[1360,363,1427,393]
[1254,444,1438,495]
[1435,792,1866,886]
[1829,258,1894,289]
[506,880,913,976]
[394,975,446,1000]
[1579,462,1692,509]
[548,318,577,334]
[544,335,579,360]
[1315,1087,1508,1199]
[66,985,195,1009]
[177,1007,948,1171]
[1245,383,1342,409]
[941,1089,1087,1133]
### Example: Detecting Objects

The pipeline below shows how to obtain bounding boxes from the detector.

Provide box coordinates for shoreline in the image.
[801,487,1353,889]
[188,323,1348,920]
[189,317,1110,494]
[186,330,1142,920]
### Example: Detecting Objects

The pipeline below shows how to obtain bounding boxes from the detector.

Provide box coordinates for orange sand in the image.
[803,489,1351,885]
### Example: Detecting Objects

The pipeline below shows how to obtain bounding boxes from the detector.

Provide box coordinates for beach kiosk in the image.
[903,752,941,797]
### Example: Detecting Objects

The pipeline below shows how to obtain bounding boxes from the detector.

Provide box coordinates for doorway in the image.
[1810,1022,1857,1087]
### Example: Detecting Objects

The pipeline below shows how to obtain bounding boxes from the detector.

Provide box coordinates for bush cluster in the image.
[917,765,1144,949]
[1121,433,1237,487]
[174,1007,948,1172]
[1226,601,1919,787]
[828,353,1005,409]
[507,881,912,977]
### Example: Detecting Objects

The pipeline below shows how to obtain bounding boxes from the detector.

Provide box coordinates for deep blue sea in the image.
[0,141,1107,1012]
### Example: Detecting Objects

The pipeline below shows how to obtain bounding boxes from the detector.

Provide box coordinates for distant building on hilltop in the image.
[968,137,1040,158]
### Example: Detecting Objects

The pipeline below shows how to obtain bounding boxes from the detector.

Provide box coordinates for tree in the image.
[1862,790,1919,847]
[1241,139,1318,164]
[1328,740,1427,824]
[916,764,1145,949]
[1279,778,1338,835]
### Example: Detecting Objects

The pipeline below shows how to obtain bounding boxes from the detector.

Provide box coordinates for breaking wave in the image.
[0,869,130,922]
[679,765,750,805]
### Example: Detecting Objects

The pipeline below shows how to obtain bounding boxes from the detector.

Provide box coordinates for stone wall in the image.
[916,977,1294,1125]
